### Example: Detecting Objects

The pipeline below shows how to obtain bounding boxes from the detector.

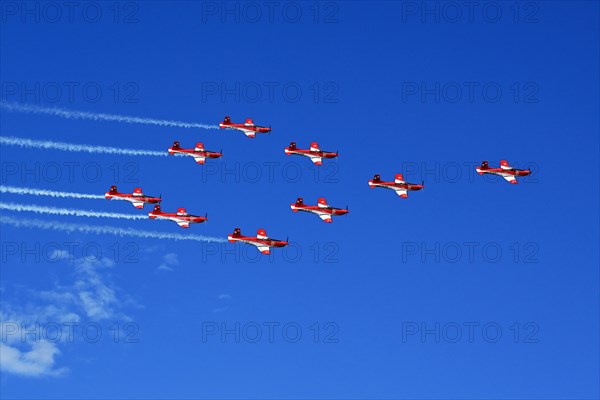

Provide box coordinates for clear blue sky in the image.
[1,1,598,399]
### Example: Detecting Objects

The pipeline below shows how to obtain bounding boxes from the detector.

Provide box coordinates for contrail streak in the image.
[0,202,146,220]
[0,136,166,157]
[1,102,218,130]
[1,185,105,200]
[0,215,226,243]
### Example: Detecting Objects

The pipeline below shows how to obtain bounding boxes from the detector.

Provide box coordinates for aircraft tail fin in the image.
[369,174,381,188]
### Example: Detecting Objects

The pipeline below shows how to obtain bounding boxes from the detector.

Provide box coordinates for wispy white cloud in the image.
[72,257,121,320]
[0,341,68,378]
[157,253,179,272]
[1,255,132,378]
[212,294,233,314]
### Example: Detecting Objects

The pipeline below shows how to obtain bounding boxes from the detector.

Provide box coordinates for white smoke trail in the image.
[0,215,226,243]
[1,102,218,130]
[0,136,166,157]
[1,185,105,200]
[0,202,146,220]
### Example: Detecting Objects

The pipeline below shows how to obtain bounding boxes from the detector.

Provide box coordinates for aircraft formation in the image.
[98,115,533,254]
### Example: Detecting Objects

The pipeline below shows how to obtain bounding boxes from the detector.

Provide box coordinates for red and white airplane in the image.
[476,160,532,184]
[227,228,288,255]
[219,116,271,138]
[290,197,348,223]
[148,205,207,228]
[284,142,338,165]
[105,186,161,209]
[368,174,424,198]
[168,141,222,164]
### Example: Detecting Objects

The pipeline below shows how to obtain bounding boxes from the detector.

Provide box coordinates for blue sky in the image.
[1,1,599,399]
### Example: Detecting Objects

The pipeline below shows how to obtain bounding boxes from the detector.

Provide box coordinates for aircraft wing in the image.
[257,244,271,254]
[193,155,206,164]
[309,155,323,165]
[502,175,517,184]
[132,201,145,209]
[177,220,190,228]
[318,213,333,223]
[241,129,256,138]
[395,188,408,198]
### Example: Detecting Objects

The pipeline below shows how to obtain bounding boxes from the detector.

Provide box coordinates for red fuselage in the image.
[290,204,348,223]
[105,189,161,209]
[228,235,288,247]
[221,122,271,133]
[219,119,271,137]
[284,148,337,161]
[475,161,532,184]
[369,180,424,191]
[148,209,207,228]
[477,166,531,177]
[168,146,222,159]
[227,228,288,254]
